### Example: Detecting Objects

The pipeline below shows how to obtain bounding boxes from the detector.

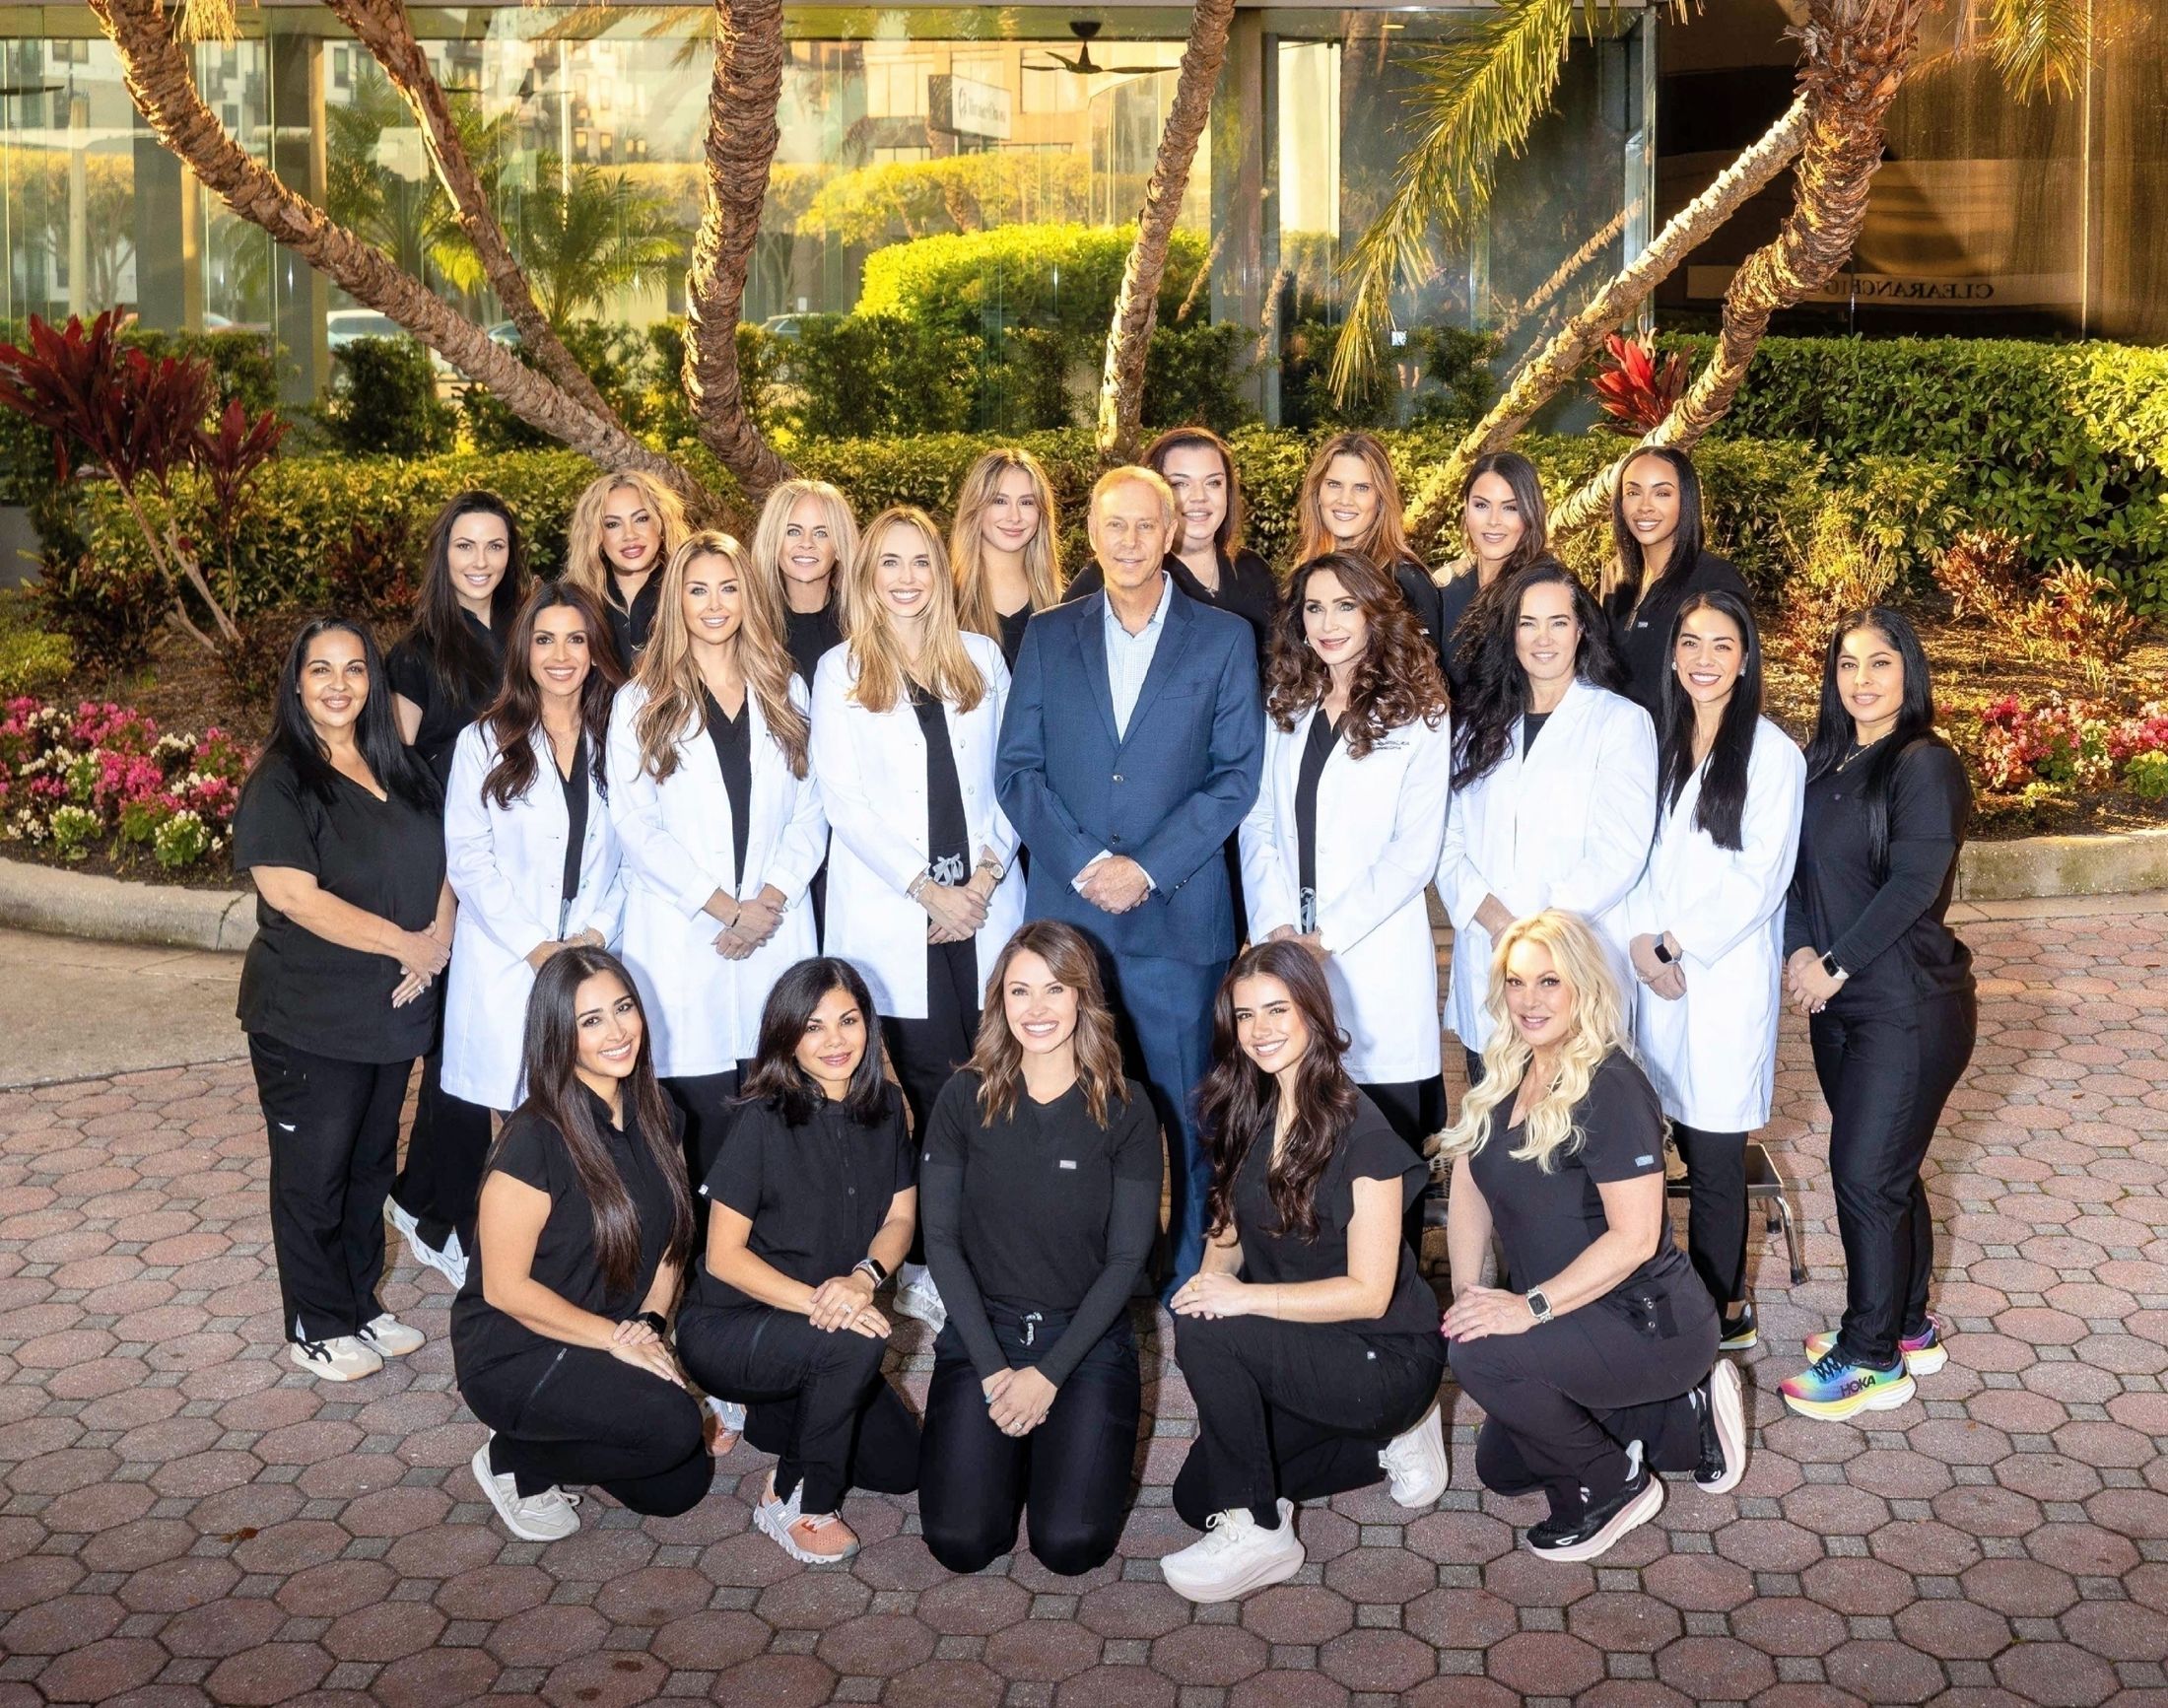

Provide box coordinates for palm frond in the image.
[1982,0,2088,102]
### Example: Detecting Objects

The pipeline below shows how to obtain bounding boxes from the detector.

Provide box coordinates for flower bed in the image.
[1,697,251,875]
[1976,692,2168,806]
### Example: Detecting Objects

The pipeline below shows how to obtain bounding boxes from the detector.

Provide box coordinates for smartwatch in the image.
[1652,937,1674,966]
[1819,950,1847,981]
[634,1310,668,1337]
[1525,1288,1554,1325]
[852,1257,889,1288]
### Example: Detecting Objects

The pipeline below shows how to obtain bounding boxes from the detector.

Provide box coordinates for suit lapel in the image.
[1118,585,1194,751]
[1073,597,1119,749]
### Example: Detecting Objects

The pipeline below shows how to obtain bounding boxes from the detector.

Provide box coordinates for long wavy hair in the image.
[1444,450,1549,603]
[253,616,440,813]
[631,530,809,783]
[1197,940,1362,1244]
[563,470,689,612]
[1145,425,1248,557]
[950,447,1063,641]
[1265,552,1448,760]
[1803,605,1951,877]
[1603,445,1708,622]
[479,581,624,811]
[1451,559,1626,791]
[969,921,1131,1128]
[1657,588,1764,854]
[407,490,530,713]
[509,944,693,1296]
[846,507,986,717]
[1294,431,1419,574]
[1436,911,1633,1175]
[749,478,858,647]
[739,957,894,1128]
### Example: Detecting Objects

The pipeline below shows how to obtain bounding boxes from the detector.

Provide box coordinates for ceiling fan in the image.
[1023,21,1167,78]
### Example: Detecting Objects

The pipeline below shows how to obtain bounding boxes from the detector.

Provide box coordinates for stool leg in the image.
[1778,1193,1808,1285]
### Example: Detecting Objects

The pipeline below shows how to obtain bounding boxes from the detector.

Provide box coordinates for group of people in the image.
[229,424,1976,1599]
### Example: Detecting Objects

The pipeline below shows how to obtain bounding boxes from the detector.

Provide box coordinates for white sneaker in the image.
[290,1335,383,1382]
[1380,1399,1450,1508]
[1160,1498,1305,1604]
[470,1440,581,1542]
[385,1200,468,1289]
[892,1266,946,1332]
[705,1395,746,1454]
[356,1313,425,1357]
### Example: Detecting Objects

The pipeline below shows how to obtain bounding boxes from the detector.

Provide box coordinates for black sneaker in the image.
[1692,1358,1748,1494]
[1526,1444,1665,1562]
[1719,1303,1758,1350]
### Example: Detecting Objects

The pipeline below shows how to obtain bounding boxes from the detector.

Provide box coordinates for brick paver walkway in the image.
[2,898,2165,1706]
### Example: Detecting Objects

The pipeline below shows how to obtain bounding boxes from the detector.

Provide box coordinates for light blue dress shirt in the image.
[1103,571,1173,741]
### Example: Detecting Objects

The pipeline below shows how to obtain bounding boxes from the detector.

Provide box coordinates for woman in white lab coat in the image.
[443,581,628,1124]
[1240,550,1452,1193]
[812,506,1024,1329]
[1437,559,1657,1079]
[1626,588,1803,1351]
[607,528,828,1189]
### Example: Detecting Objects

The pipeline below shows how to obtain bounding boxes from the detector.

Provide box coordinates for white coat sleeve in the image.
[1318,715,1453,953]
[980,649,1021,872]
[1541,702,1659,922]
[1435,773,1498,928]
[568,823,627,947]
[1238,735,1298,939]
[443,725,557,959]
[757,677,829,904]
[605,692,726,919]
[1669,736,1806,968]
[808,655,925,895]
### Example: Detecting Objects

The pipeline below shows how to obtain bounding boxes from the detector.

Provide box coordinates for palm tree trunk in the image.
[683,0,791,497]
[86,0,703,501]
[1095,0,1238,464]
[1550,0,1927,535]
[322,0,623,427]
[1409,93,1813,548]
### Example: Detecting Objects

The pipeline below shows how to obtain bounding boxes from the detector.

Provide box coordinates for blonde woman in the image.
[749,478,859,689]
[1439,911,1742,1566]
[565,470,690,671]
[949,447,1063,668]
[811,506,1023,1330]
[605,528,826,1188]
[1293,431,1443,655]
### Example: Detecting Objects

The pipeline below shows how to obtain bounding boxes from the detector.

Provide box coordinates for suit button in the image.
[1113,773,1123,784]
[1111,834,1124,846]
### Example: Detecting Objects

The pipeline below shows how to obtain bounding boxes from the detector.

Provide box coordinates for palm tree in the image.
[510,161,689,327]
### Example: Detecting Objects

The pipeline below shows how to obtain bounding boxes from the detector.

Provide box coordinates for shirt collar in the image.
[1102,571,1173,642]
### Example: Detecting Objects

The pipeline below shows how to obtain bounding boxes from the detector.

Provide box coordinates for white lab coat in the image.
[1240,703,1453,1083]
[605,676,828,1077]
[1627,717,1805,1131]
[441,721,627,1111]
[1436,676,1658,1053]
[809,633,1024,1020]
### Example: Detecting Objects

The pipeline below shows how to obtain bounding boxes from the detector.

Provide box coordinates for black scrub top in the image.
[1612,550,1750,719]
[1294,709,1341,933]
[1521,710,1552,753]
[1436,562,1507,699]
[1232,1093,1440,1345]
[919,1070,1162,1384]
[785,598,845,692]
[449,1087,682,1381]
[1389,558,1447,658]
[1469,1051,1677,1295]
[994,604,1034,672]
[694,1088,915,1311]
[702,687,753,889]
[909,683,971,888]
[557,730,591,908]
[385,610,504,783]
[1785,735,1974,1008]
[603,577,660,675]
[233,751,445,1063]
[1067,548,1277,654]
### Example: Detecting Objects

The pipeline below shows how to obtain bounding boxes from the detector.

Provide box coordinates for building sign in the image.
[1686,265,2079,308]
[931,74,1011,141]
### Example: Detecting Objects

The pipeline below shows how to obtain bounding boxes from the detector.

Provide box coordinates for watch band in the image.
[853,1257,889,1287]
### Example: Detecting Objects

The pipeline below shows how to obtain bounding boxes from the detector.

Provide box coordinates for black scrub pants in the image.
[882,937,980,1264]
[919,1307,1140,1577]
[1171,1313,1446,1531]
[462,1343,713,1515]
[1363,1076,1446,1253]
[664,1069,741,1207]
[392,1034,495,1252]
[1449,1261,1716,1521]
[1671,1124,1749,1311]
[1811,989,1976,1368]
[248,1033,413,1344]
[675,1303,919,1514]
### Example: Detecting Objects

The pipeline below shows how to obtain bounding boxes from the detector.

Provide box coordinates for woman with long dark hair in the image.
[1438,560,1656,1079]
[1602,448,1751,717]
[1158,941,1448,1605]
[916,922,1161,1577]
[564,469,690,671]
[1242,552,1452,1210]
[452,946,710,1541]
[674,958,920,1564]
[1436,451,1548,696]
[1293,431,1444,654]
[234,617,451,1382]
[1778,606,1974,1421]
[1625,591,1803,1349]
[949,446,1063,668]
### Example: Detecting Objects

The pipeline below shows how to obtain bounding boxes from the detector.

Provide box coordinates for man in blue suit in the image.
[997,465,1264,1291]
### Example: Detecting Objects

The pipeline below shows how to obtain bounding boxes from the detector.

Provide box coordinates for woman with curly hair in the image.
[1159,941,1449,1605]
[1239,552,1452,1229]
[563,469,690,672]
[1440,911,1742,1565]
[949,446,1063,668]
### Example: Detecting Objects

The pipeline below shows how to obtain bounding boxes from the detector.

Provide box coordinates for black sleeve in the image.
[488,1111,562,1196]
[1392,561,1445,651]
[1783,843,1813,961]
[384,636,434,713]
[703,1102,770,1221]
[1063,561,1106,604]
[917,1075,1006,1381]
[232,758,320,876]
[1575,1056,1667,1185]
[888,1094,916,1197]
[1341,1099,1427,1213]
[1829,743,1969,978]
[1035,1085,1163,1388]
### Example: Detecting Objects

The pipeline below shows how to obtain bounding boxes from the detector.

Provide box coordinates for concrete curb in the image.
[1955,824,2168,903]
[0,858,256,952]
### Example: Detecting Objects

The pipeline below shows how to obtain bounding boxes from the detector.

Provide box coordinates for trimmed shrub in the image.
[324,336,456,459]
[0,590,72,697]
[779,314,981,441]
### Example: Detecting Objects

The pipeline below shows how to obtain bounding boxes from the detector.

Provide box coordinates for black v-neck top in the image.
[385,609,504,785]
[1613,550,1750,718]
[702,687,753,888]
[1294,709,1341,933]
[557,729,590,907]
[910,683,971,887]
[785,598,845,691]
[604,577,660,675]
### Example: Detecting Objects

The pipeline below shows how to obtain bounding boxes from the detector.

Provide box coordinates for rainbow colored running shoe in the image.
[1780,1347,1916,1420]
[1803,1313,1948,1378]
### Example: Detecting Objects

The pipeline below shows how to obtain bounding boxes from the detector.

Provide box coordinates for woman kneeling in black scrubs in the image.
[1160,940,1449,1606]
[453,945,711,1541]
[235,617,452,1384]
[1441,910,1744,1565]
[675,958,920,1565]
[917,921,1161,1576]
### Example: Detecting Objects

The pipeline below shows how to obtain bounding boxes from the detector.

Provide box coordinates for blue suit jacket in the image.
[996,581,1263,964]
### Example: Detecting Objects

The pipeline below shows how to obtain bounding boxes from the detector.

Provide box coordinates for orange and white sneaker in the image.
[753,1476,860,1564]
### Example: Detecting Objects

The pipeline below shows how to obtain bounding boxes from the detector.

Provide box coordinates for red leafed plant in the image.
[1592,331,1690,435]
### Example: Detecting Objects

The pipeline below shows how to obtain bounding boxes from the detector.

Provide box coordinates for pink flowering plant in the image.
[1974,692,2168,801]
[1,696,253,871]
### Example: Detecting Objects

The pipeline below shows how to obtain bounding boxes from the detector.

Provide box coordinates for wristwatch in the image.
[1525,1288,1554,1325]
[1819,950,1849,982]
[852,1257,889,1287]
[634,1310,668,1336]
[1652,936,1674,966]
